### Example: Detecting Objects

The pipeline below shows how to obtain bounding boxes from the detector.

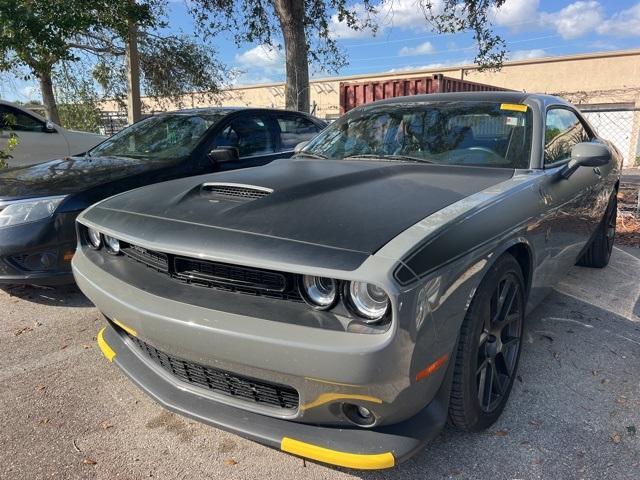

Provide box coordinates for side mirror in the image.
[294,141,308,153]
[207,147,239,165]
[44,120,56,133]
[560,142,610,179]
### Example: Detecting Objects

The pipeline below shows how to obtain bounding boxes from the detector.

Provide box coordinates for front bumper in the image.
[0,213,77,285]
[98,322,451,469]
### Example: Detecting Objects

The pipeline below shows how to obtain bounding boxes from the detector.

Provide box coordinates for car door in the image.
[0,104,69,166]
[538,106,602,271]
[206,112,283,172]
[272,113,324,156]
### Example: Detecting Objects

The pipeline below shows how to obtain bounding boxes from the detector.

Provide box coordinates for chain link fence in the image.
[580,104,639,168]
[98,111,128,136]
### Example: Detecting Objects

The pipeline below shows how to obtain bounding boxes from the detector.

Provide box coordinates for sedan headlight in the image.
[347,281,390,321]
[0,196,66,228]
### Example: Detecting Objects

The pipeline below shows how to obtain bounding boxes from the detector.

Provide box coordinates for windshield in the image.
[89,112,226,159]
[301,101,533,168]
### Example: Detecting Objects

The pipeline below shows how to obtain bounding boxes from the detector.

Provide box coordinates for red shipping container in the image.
[339,73,511,114]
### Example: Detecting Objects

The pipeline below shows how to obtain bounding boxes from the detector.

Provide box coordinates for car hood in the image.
[87,158,513,257]
[0,155,177,200]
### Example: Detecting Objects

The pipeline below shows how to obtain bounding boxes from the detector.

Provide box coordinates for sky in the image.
[2,0,640,102]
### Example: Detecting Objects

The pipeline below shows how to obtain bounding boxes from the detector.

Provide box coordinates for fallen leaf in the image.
[39,418,50,424]
[83,344,91,350]
[610,432,621,444]
[223,458,238,466]
[616,396,627,405]
[100,420,113,430]
[493,429,508,437]
[601,378,610,384]
[627,425,636,437]
[35,384,46,391]
[529,419,541,427]
[82,458,97,465]
[553,352,560,360]
[60,344,68,350]
[14,326,33,336]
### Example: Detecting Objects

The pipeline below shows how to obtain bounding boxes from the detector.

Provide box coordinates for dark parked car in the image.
[73,92,619,469]
[0,107,326,285]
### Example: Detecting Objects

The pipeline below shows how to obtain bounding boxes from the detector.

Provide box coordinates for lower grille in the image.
[128,334,299,410]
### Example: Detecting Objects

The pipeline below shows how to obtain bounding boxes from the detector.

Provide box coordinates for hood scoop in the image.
[200,182,273,200]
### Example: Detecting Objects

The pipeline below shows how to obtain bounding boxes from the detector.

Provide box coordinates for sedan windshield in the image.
[89,112,227,159]
[300,101,533,169]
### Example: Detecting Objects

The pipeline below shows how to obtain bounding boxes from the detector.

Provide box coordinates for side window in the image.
[276,115,321,150]
[0,105,44,132]
[544,108,591,165]
[211,115,274,157]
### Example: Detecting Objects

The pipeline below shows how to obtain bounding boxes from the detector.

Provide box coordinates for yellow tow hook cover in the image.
[280,437,395,469]
[97,327,116,362]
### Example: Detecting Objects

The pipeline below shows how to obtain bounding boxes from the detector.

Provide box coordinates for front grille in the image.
[202,184,271,199]
[128,334,299,410]
[174,257,286,292]
[121,244,169,272]
[120,243,302,302]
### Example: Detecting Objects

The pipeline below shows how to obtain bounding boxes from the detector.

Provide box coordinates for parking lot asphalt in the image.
[1,247,639,480]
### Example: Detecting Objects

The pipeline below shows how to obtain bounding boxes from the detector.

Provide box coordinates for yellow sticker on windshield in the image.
[500,103,528,112]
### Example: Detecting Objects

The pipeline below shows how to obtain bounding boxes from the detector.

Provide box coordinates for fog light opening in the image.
[343,403,377,427]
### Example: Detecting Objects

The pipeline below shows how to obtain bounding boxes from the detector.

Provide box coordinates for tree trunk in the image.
[38,68,61,124]
[273,0,309,112]
[125,17,142,124]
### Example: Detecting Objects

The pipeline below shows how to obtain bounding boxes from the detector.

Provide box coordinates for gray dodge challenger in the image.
[72,92,620,469]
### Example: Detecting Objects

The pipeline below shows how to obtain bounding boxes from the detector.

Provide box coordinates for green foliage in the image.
[0,0,115,76]
[0,113,19,168]
[54,63,103,133]
[93,32,230,111]
[420,0,507,70]
[189,0,377,74]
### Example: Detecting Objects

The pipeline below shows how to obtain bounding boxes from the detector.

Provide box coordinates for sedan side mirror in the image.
[294,141,308,153]
[207,147,239,165]
[44,120,57,133]
[560,142,610,179]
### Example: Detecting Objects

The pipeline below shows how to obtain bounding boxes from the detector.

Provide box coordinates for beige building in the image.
[102,49,640,166]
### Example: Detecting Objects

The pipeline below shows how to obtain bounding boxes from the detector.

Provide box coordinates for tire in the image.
[577,194,617,268]
[448,253,525,432]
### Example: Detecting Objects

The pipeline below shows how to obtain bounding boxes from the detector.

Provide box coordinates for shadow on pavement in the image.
[1,283,93,308]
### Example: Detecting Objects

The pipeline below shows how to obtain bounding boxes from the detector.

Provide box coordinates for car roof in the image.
[0,99,49,121]
[160,107,316,117]
[369,91,573,109]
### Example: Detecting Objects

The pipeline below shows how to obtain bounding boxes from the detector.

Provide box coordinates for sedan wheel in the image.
[449,253,525,431]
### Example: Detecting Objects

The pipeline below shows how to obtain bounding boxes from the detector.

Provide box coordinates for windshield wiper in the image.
[293,151,327,159]
[343,154,434,164]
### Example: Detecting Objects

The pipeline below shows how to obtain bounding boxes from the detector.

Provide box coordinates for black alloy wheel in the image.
[476,274,523,413]
[449,253,525,431]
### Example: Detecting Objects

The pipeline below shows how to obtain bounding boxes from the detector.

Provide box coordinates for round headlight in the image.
[87,228,102,249]
[104,235,121,254]
[300,275,338,309]
[348,282,389,321]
